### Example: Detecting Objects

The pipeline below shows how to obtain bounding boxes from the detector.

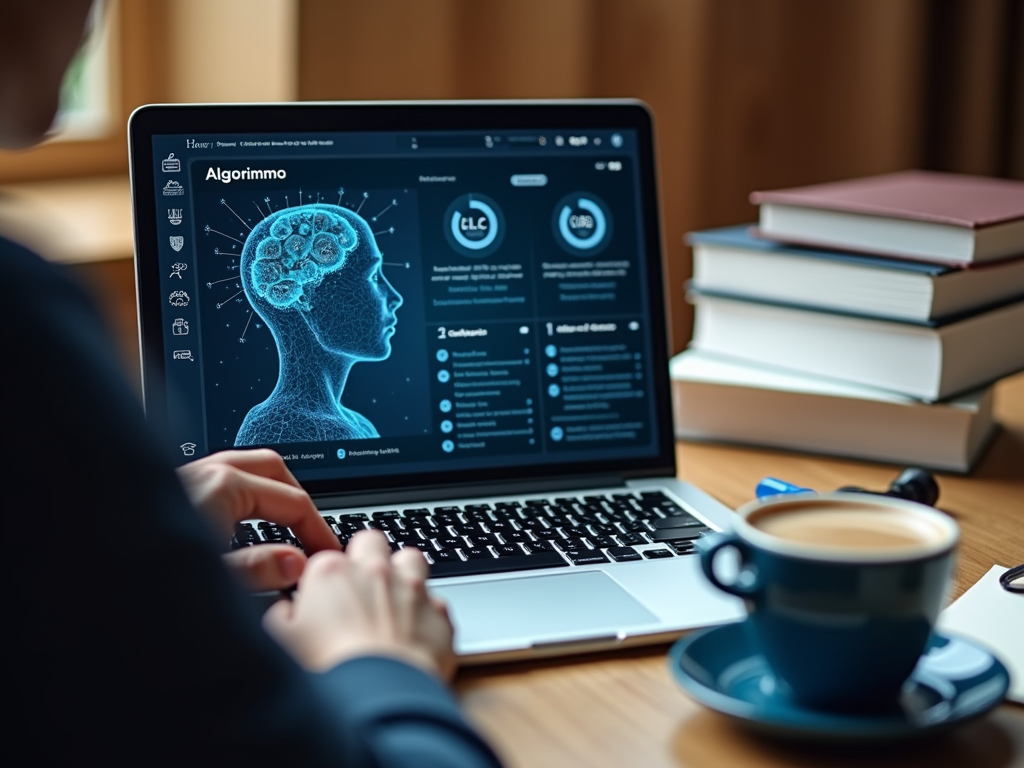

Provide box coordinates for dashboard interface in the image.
[143,117,667,488]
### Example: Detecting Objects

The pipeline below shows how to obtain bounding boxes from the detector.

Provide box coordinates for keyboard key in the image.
[650,526,709,542]
[638,491,671,505]
[667,540,698,555]
[431,549,462,563]
[337,520,367,534]
[556,537,591,551]
[429,551,568,579]
[607,546,643,562]
[433,514,461,525]
[321,516,337,525]
[403,508,431,518]
[617,532,648,546]
[643,548,674,559]
[563,549,610,566]
[339,513,369,521]
[534,529,564,541]
[406,541,437,553]
[494,545,523,557]
[468,533,500,547]
[461,547,492,560]
[652,514,703,529]
[588,535,618,549]
[390,530,421,543]
[372,510,400,519]
[434,506,462,514]
[486,520,517,533]
[437,537,464,549]
[523,540,554,554]
[500,530,530,543]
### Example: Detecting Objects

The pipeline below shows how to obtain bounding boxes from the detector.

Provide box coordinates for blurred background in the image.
[1,0,1021,382]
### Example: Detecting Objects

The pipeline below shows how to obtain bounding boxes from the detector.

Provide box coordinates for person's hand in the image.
[263,530,457,681]
[177,449,340,591]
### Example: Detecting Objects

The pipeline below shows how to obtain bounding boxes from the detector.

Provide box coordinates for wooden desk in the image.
[456,372,1024,768]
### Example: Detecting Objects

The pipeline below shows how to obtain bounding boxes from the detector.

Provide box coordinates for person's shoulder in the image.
[0,234,95,316]
[2,234,66,277]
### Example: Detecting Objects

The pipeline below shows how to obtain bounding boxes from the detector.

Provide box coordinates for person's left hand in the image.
[178,449,340,591]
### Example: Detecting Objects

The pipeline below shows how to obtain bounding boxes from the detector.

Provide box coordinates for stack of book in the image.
[674,170,1024,472]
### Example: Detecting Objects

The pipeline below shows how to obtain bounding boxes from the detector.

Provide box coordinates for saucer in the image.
[668,620,1009,743]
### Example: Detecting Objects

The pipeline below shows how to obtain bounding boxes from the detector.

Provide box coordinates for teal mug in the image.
[697,492,958,712]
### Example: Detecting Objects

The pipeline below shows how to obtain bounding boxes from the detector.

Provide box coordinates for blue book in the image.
[687,225,1024,324]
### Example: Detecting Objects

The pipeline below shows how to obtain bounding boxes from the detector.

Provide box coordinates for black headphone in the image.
[837,467,940,507]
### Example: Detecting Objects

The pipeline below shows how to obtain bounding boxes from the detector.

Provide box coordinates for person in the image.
[1,3,502,766]
[236,203,402,445]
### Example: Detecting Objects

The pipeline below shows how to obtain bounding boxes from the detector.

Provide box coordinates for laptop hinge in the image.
[312,474,628,512]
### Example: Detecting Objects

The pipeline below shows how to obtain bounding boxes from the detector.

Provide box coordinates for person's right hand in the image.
[263,530,457,681]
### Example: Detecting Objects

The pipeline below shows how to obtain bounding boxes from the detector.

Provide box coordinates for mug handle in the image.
[697,532,761,598]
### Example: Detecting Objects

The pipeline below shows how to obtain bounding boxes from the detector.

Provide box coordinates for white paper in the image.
[938,565,1024,703]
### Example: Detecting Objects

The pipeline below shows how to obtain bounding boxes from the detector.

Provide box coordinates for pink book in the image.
[751,171,1024,265]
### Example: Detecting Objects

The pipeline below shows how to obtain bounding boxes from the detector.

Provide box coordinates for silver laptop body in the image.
[128,100,743,662]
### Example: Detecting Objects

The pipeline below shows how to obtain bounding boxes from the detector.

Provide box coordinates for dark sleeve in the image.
[1,238,501,768]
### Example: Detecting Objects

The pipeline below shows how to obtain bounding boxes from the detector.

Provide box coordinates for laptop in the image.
[128,100,744,662]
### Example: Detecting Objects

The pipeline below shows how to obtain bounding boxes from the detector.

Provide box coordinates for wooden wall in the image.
[297,0,956,353]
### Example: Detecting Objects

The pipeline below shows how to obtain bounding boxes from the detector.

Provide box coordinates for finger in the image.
[225,471,339,554]
[429,594,451,621]
[225,544,306,591]
[262,595,295,634]
[390,547,429,637]
[344,531,396,632]
[200,449,305,491]
[345,529,393,566]
[392,546,429,583]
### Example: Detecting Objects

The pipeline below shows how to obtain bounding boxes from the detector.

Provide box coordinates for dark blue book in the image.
[687,225,1024,324]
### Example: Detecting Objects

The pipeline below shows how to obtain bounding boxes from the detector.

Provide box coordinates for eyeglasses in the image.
[999,564,1024,594]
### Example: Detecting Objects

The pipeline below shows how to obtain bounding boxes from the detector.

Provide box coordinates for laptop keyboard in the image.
[231,490,711,579]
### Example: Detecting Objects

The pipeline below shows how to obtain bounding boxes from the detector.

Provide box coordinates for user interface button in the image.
[510,174,548,187]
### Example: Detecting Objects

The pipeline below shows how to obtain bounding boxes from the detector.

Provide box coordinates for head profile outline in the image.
[234,203,402,446]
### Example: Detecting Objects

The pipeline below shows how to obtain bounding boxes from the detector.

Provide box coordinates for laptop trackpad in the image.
[432,570,659,650]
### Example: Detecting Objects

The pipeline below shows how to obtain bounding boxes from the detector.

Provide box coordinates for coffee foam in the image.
[748,501,951,555]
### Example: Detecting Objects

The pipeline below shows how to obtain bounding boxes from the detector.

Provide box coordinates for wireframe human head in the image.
[241,203,402,359]
[235,203,402,445]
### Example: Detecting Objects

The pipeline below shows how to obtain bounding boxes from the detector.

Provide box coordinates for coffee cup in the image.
[697,492,958,712]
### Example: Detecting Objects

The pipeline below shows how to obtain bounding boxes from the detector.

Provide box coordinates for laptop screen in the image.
[131,103,673,496]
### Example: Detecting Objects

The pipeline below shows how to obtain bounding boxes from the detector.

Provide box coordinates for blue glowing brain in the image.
[246,206,359,310]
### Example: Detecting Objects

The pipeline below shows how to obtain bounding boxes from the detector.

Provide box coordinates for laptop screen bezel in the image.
[129,100,677,498]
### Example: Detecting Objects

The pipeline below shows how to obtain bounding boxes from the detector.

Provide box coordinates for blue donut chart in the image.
[445,193,505,257]
[451,197,499,250]
[558,197,607,250]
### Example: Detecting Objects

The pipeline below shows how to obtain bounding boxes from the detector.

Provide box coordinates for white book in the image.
[689,292,1024,401]
[671,351,997,473]
[688,226,1024,323]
